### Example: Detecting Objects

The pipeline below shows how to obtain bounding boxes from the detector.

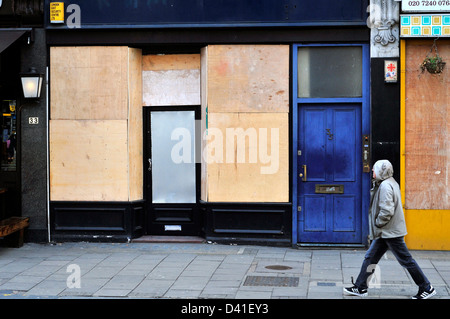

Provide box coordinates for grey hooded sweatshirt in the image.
[369,160,408,240]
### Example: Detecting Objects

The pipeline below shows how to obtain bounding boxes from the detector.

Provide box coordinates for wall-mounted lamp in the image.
[20,67,43,99]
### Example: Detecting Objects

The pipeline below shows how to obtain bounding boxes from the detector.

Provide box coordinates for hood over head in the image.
[373,159,394,181]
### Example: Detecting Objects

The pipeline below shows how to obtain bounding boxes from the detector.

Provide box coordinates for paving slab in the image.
[0,242,448,300]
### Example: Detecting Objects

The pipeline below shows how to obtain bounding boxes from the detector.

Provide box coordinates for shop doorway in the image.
[143,106,202,236]
[293,44,370,245]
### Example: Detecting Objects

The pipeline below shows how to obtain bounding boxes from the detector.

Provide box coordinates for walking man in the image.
[343,159,436,299]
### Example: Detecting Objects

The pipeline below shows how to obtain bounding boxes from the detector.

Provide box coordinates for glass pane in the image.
[151,111,196,203]
[298,46,362,98]
[1,100,17,172]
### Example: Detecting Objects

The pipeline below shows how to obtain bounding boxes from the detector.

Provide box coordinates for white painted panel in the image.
[143,69,200,106]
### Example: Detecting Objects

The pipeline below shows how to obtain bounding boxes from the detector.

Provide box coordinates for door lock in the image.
[300,165,307,181]
[362,135,370,173]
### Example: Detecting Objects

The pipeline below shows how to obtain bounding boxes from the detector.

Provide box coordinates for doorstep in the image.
[131,235,206,244]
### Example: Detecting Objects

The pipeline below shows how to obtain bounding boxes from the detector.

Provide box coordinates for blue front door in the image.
[297,105,362,244]
[292,43,370,245]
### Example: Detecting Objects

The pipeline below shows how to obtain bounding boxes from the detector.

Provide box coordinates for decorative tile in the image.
[444,26,450,35]
[412,16,422,25]
[422,16,431,25]
[444,16,450,25]
[401,16,411,25]
[412,26,421,35]
[433,26,442,35]
[401,14,450,37]
[401,27,411,36]
[423,26,432,35]
[432,16,442,25]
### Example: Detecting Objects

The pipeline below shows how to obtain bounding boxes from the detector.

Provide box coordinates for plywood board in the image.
[50,120,129,202]
[405,41,449,210]
[205,113,289,202]
[50,46,144,202]
[206,45,289,113]
[50,46,129,120]
[128,48,143,201]
[142,54,200,71]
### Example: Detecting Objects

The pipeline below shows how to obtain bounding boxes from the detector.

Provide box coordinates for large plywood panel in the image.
[50,46,129,120]
[50,120,129,202]
[205,113,289,202]
[128,48,143,201]
[405,41,449,210]
[207,45,289,113]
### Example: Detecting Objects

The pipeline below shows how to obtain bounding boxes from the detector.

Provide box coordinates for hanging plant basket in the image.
[420,40,446,75]
[421,56,446,74]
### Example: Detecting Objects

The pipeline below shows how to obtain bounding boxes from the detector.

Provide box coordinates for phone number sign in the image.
[403,0,450,12]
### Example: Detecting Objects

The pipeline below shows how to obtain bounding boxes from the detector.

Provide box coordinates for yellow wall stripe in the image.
[400,39,406,205]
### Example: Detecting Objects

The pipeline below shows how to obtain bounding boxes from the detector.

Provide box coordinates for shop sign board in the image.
[44,0,369,29]
[50,2,64,23]
[402,0,450,12]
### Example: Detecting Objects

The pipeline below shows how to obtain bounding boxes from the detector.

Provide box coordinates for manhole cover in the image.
[243,276,299,287]
[265,265,293,271]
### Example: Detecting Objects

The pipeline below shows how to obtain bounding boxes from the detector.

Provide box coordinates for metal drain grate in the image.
[243,276,299,287]
[317,282,336,287]
[243,248,259,255]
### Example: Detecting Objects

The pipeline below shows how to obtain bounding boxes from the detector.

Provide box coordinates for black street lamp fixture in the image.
[20,67,43,99]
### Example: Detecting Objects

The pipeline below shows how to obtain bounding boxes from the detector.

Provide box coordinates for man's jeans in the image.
[355,237,431,290]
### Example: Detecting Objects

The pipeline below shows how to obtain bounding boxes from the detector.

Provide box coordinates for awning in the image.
[0,29,27,54]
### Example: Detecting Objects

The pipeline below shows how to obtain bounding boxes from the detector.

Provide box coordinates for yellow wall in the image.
[400,40,450,250]
[405,210,450,250]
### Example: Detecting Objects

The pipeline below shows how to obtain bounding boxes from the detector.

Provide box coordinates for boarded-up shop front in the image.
[48,45,291,243]
[400,40,450,250]
[45,0,370,245]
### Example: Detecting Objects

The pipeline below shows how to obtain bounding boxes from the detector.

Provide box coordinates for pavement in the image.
[0,241,449,300]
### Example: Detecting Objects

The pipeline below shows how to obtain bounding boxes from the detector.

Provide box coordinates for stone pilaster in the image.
[369,0,401,57]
